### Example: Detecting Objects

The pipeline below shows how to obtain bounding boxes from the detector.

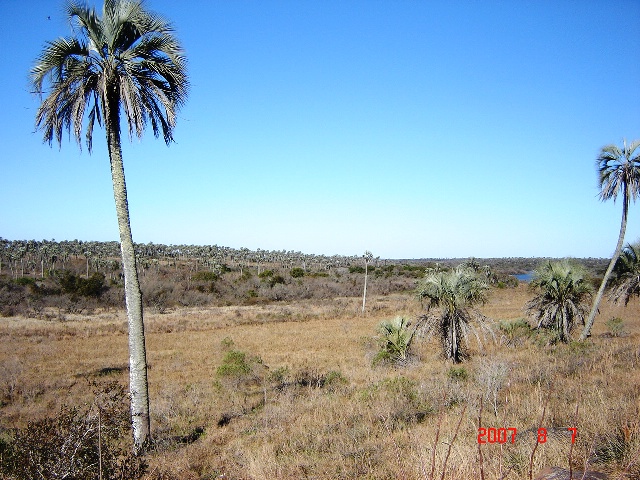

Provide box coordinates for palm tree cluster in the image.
[0,238,366,280]
[416,265,490,363]
[526,260,593,343]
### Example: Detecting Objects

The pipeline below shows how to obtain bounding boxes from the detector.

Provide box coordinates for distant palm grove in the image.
[0,237,610,319]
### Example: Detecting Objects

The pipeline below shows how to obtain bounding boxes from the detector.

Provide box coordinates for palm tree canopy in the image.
[609,241,640,306]
[416,265,490,362]
[597,139,640,203]
[526,260,593,341]
[31,0,188,151]
[417,265,489,314]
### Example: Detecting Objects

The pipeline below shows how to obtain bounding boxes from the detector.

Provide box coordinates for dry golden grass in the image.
[1,285,639,479]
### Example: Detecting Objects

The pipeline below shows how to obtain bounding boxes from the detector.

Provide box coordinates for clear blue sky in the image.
[1,0,639,259]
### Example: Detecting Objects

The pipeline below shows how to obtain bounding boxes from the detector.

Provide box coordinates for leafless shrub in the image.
[476,359,510,417]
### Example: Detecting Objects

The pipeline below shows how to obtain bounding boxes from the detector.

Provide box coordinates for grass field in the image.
[1,283,639,479]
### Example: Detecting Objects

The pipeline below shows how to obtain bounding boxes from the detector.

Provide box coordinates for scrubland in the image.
[1,266,639,479]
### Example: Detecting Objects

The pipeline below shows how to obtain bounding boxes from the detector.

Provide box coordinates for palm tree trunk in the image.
[580,187,629,340]
[362,262,368,314]
[451,317,459,362]
[105,97,150,453]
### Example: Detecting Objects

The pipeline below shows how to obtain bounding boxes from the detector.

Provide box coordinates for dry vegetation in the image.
[1,273,639,479]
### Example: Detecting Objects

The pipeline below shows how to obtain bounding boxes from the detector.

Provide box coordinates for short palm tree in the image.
[527,260,593,343]
[374,316,415,365]
[31,0,188,452]
[416,265,489,363]
[608,241,640,306]
[581,140,640,340]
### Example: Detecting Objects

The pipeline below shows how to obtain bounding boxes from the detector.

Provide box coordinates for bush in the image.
[349,265,366,274]
[258,270,274,279]
[268,275,286,288]
[59,271,107,297]
[605,317,626,337]
[290,267,305,278]
[192,271,219,282]
[14,277,36,287]
[0,382,146,480]
[447,367,468,381]
[216,350,253,378]
[498,318,533,346]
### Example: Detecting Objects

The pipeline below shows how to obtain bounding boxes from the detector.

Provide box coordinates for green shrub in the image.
[59,271,107,297]
[192,271,219,281]
[258,270,274,279]
[349,265,366,274]
[498,318,533,346]
[268,275,285,288]
[605,317,626,337]
[14,277,36,287]
[216,350,252,378]
[375,265,394,278]
[268,366,290,385]
[239,270,253,282]
[324,370,348,390]
[400,264,428,277]
[447,366,468,381]
[290,267,305,278]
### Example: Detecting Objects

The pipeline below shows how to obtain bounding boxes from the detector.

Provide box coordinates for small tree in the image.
[526,260,593,343]
[416,265,489,363]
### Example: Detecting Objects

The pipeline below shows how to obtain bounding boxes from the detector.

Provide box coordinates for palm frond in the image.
[526,260,593,342]
[609,241,640,306]
[597,139,640,203]
[416,265,490,362]
[32,0,188,151]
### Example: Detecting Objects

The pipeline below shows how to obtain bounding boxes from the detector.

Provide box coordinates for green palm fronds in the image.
[416,266,490,363]
[375,316,415,365]
[527,260,593,342]
[31,0,188,151]
[597,140,640,203]
[609,241,640,306]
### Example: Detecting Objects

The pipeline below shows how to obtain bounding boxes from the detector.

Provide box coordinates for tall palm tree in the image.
[608,241,640,306]
[526,260,593,343]
[31,0,188,452]
[416,265,489,363]
[581,140,640,340]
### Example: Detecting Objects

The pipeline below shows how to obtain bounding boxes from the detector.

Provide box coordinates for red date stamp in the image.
[477,427,577,444]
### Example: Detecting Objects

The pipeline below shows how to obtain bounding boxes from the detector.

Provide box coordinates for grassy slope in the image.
[1,285,639,479]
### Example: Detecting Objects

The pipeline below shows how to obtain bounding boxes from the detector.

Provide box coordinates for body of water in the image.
[514,272,534,283]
